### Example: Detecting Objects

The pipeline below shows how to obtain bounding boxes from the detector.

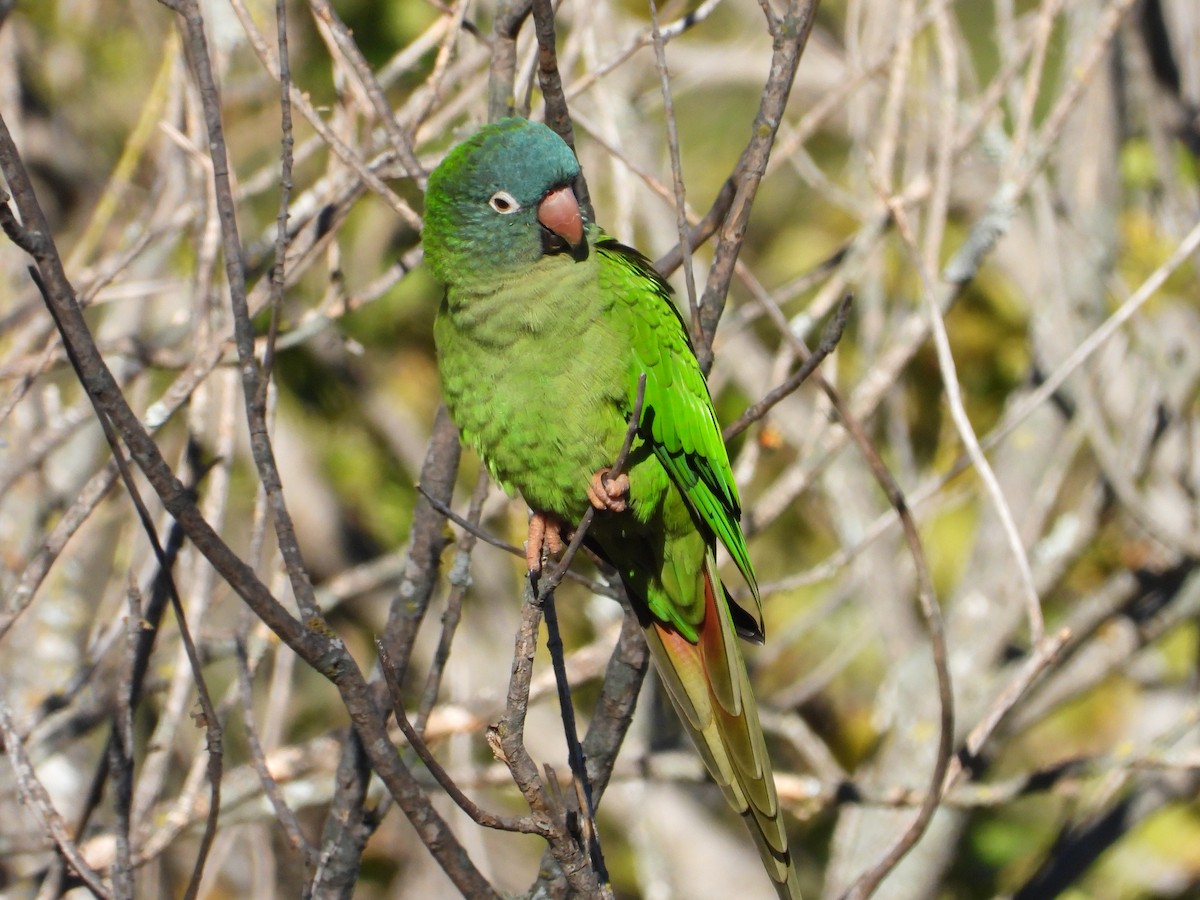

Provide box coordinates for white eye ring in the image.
[488,191,521,214]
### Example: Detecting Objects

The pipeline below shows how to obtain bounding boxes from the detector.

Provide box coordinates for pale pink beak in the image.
[537,185,584,249]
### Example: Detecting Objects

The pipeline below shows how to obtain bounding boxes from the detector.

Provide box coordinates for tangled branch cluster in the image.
[1,1,1198,898]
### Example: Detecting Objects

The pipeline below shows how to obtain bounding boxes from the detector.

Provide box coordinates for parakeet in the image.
[423,117,800,899]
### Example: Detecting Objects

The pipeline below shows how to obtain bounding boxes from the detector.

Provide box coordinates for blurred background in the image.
[1,0,1198,897]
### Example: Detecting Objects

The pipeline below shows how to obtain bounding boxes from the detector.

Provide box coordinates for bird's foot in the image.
[526,510,568,573]
[586,467,630,513]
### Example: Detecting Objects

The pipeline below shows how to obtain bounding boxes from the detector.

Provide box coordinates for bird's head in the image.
[423,118,587,288]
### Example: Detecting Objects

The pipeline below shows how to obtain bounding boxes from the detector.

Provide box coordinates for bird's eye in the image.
[489,191,521,214]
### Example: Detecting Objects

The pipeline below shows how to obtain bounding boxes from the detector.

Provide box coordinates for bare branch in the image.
[695,0,820,369]
[380,640,550,836]
[0,697,111,898]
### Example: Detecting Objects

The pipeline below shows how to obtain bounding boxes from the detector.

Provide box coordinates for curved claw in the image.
[526,510,567,573]
[586,467,630,513]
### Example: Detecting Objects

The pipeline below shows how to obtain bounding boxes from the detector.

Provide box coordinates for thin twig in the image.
[541,591,611,887]
[109,576,139,900]
[417,483,524,557]
[235,636,317,868]
[881,184,1044,643]
[833,401,953,900]
[487,0,533,121]
[0,697,111,899]
[307,0,425,185]
[384,407,462,681]
[941,629,1072,797]
[695,0,820,370]
[378,640,551,836]
[35,268,225,900]
[723,293,853,440]
[648,0,700,336]
[1,87,499,900]
[501,375,646,896]
[414,459,619,597]
[494,580,600,897]
[69,501,199,871]
[224,0,421,227]
[167,0,323,626]
[415,468,491,731]
[984,216,1200,470]
[258,0,294,400]
[531,0,594,220]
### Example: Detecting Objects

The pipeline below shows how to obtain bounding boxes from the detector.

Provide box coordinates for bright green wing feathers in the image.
[597,237,762,629]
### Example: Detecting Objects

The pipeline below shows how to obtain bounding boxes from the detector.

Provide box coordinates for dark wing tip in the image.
[727,584,766,644]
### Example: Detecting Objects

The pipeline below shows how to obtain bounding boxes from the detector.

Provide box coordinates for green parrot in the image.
[423,117,800,899]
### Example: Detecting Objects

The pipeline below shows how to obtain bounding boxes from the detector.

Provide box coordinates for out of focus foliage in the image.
[1,1,1198,898]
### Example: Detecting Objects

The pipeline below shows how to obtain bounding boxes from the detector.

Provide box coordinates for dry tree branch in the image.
[307,0,425,186]
[0,695,111,898]
[532,0,594,219]
[0,61,496,900]
[309,728,373,898]
[235,636,317,869]
[649,0,701,334]
[33,265,226,899]
[565,0,726,105]
[495,375,646,898]
[723,293,853,441]
[409,2,473,130]
[384,407,463,679]
[5,1,1185,896]
[940,628,1073,798]
[379,641,551,837]
[695,0,820,370]
[832,409,952,900]
[0,168,361,634]
[297,18,470,850]
[224,0,420,227]
[812,216,1200,611]
[415,483,617,596]
[747,0,1142,543]
[107,576,139,900]
[881,188,1045,642]
[312,405,463,896]
[868,0,915,193]
[761,209,1200,602]
[943,0,1139,287]
[821,4,1152,896]
[1004,0,1067,179]
[165,0,322,625]
[985,215,1200,500]
[260,0,294,398]
[65,484,203,873]
[413,469,493,731]
[488,0,534,120]
[579,608,651,791]
[492,580,602,898]
[0,460,122,638]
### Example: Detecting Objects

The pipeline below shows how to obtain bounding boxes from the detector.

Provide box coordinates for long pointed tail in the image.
[641,554,802,899]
